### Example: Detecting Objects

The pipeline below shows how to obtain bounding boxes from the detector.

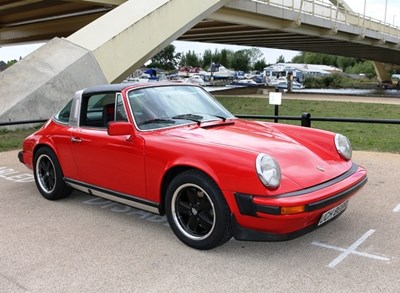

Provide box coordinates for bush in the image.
[304,74,355,88]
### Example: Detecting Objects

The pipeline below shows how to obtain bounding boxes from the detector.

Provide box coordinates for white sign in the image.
[269,92,282,105]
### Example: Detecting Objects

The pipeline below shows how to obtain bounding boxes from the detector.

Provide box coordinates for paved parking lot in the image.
[1,149,399,292]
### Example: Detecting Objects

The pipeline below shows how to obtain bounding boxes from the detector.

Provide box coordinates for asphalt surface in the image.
[1,149,399,292]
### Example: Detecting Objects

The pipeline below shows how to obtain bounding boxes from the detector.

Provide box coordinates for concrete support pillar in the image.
[0,0,228,125]
[67,0,229,82]
[373,61,390,83]
[0,38,107,126]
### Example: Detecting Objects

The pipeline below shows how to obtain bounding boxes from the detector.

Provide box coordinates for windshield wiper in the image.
[206,114,227,122]
[138,118,176,126]
[172,114,203,124]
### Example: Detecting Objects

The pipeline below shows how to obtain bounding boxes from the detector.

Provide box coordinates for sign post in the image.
[269,91,282,123]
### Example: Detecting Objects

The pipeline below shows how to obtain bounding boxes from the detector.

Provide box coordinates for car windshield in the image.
[127,85,235,130]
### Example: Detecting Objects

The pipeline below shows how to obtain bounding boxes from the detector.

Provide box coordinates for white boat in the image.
[228,79,264,87]
[267,76,304,89]
[209,65,235,79]
[188,74,205,86]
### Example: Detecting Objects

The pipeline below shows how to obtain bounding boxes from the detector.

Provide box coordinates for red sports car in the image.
[19,82,367,250]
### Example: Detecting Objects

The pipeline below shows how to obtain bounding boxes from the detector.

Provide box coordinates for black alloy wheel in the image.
[34,147,72,200]
[166,170,232,250]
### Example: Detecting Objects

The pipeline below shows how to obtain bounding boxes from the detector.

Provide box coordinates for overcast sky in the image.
[1,0,399,63]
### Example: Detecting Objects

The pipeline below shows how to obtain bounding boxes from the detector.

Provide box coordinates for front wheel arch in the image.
[160,165,222,214]
[160,166,193,214]
[165,169,232,250]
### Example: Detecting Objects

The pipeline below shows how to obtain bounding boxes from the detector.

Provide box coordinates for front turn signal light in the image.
[281,205,305,215]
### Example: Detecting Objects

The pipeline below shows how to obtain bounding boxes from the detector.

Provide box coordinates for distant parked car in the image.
[19,82,367,249]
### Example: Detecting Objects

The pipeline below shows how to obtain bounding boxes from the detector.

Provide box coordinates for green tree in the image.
[212,49,222,65]
[220,49,229,68]
[345,60,375,77]
[201,48,232,69]
[292,52,337,66]
[276,55,285,63]
[253,58,268,72]
[304,52,322,64]
[202,49,213,69]
[147,44,181,71]
[180,50,201,67]
[231,49,250,71]
[7,60,18,66]
[0,60,7,71]
[336,56,356,70]
[0,59,17,71]
[291,53,304,63]
[244,48,263,68]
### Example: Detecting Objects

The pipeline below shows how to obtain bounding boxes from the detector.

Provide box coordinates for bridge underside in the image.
[1,0,400,64]
[181,17,400,65]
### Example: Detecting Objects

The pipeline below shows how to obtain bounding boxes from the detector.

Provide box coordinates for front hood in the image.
[161,119,350,189]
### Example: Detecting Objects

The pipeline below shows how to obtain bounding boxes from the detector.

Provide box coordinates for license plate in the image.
[318,200,349,226]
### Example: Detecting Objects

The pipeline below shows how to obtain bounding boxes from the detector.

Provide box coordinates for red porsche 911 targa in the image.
[19,82,367,250]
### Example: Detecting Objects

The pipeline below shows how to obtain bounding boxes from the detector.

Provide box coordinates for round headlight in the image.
[335,133,352,160]
[256,154,281,189]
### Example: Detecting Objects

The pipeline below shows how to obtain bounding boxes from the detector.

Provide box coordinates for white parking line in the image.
[393,204,400,213]
[312,241,390,261]
[312,229,391,268]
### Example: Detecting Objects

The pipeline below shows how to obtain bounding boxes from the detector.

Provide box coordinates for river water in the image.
[297,88,400,97]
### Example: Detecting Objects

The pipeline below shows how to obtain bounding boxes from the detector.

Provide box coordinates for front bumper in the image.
[231,163,367,241]
[231,212,346,241]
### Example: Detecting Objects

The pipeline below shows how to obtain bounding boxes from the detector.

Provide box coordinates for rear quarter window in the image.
[54,100,72,124]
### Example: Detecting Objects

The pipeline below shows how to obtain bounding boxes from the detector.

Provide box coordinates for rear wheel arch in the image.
[33,145,72,200]
[33,143,58,162]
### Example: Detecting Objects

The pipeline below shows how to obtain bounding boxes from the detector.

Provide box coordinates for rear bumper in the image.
[231,163,367,241]
[18,151,24,164]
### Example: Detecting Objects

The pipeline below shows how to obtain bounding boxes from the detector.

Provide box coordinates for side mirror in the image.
[107,121,133,136]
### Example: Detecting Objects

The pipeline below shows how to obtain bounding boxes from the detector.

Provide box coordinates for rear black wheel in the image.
[33,147,72,200]
[166,170,232,250]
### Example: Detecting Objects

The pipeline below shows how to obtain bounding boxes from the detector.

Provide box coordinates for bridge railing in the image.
[255,0,400,39]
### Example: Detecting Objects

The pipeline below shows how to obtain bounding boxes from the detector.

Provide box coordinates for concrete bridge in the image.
[1,0,400,124]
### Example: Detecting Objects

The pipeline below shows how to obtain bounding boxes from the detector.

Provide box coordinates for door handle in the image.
[71,137,82,143]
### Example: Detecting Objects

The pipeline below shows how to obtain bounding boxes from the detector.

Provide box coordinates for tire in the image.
[33,147,72,200]
[165,170,232,250]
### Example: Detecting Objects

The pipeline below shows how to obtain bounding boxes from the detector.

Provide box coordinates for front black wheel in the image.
[33,147,72,200]
[166,170,232,250]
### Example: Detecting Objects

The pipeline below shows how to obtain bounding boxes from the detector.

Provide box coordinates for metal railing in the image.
[254,0,400,39]
[1,114,400,128]
[236,113,400,127]
[0,119,47,127]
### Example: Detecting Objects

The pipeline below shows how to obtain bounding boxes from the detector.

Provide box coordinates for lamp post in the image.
[363,0,366,19]
[384,0,388,23]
